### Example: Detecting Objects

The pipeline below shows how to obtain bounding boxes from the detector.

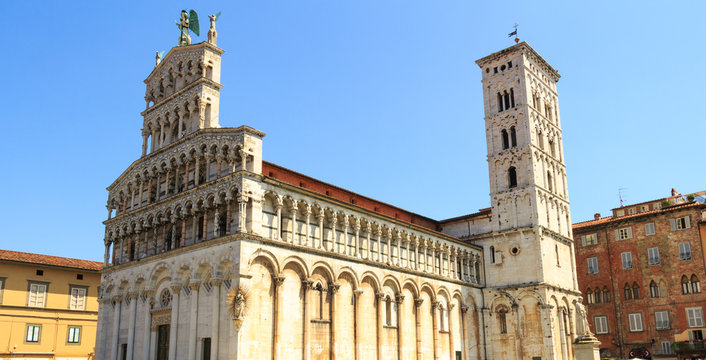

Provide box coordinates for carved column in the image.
[272,275,285,360]
[210,278,222,360]
[103,241,110,267]
[396,233,402,266]
[290,203,298,244]
[415,298,424,360]
[386,229,393,266]
[126,292,138,360]
[422,241,429,273]
[168,284,181,360]
[225,197,232,235]
[191,212,198,243]
[202,207,209,241]
[342,217,349,255]
[213,207,220,238]
[448,303,456,360]
[216,155,223,178]
[239,149,248,171]
[375,228,383,262]
[237,195,248,233]
[194,156,201,186]
[302,279,313,360]
[181,215,187,247]
[142,290,155,360]
[142,132,148,156]
[275,203,283,240]
[330,283,341,360]
[432,301,440,360]
[317,212,324,249]
[187,282,201,360]
[138,179,144,206]
[110,295,122,360]
[376,292,385,360]
[304,206,312,247]
[460,306,469,360]
[396,294,405,360]
[365,223,372,261]
[354,219,361,257]
[353,289,363,360]
[331,217,338,253]
[203,154,211,182]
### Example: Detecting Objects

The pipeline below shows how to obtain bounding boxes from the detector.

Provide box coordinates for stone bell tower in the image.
[140,41,224,156]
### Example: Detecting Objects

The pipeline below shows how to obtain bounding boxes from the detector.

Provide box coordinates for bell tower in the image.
[475,42,576,289]
[139,41,224,156]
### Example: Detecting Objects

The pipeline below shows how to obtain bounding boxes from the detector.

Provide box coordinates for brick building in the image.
[573,190,706,359]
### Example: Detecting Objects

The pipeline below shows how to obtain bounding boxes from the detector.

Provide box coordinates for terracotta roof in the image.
[0,250,103,271]
[262,161,442,232]
[573,202,704,229]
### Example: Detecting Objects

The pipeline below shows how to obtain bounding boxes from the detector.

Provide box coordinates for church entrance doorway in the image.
[157,324,170,360]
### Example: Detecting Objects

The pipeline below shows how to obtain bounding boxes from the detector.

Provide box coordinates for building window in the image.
[594,315,609,334]
[632,283,640,299]
[661,341,672,355]
[627,207,636,215]
[439,302,449,332]
[628,312,644,332]
[624,283,632,300]
[28,282,48,308]
[621,252,633,269]
[581,233,598,246]
[490,246,495,264]
[69,286,87,310]
[67,326,81,344]
[586,289,593,304]
[508,167,517,188]
[0,278,4,304]
[602,287,610,303]
[593,287,601,304]
[510,126,517,147]
[26,324,41,343]
[671,216,691,230]
[645,222,656,235]
[687,308,704,328]
[679,242,692,260]
[655,310,670,329]
[648,247,660,265]
[682,275,691,294]
[691,275,701,293]
[587,257,598,274]
[616,227,633,240]
[498,309,508,334]
[501,130,509,150]
[649,281,660,298]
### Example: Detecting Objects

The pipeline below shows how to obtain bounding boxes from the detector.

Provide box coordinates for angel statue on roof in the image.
[176,9,200,46]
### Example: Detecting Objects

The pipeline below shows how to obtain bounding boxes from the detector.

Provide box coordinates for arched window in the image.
[549,140,555,157]
[159,288,172,308]
[438,298,449,332]
[510,126,517,147]
[510,88,515,108]
[508,167,517,188]
[624,283,632,300]
[682,275,691,294]
[314,283,326,319]
[650,281,659,298]
[594,287,601,303]
[502,129,509,150]
[691,275,701,293]
[385,295,393,326]
[537,132,544,149]
[497,93,503,112]
[498,308,508,334]
[602,287,610,303]
[503,91,510,110]
[586,289,594,304]
[547,172,553,192]
[490,246,495,264]
[632,282,640,299]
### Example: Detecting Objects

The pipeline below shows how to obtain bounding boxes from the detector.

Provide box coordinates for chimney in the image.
[594,213,601,220]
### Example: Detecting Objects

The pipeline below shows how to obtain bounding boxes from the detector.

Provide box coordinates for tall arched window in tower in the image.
[508,167,517,188]
[650,280,659,298]
[547,171,553,192]
[490,246,496,263]
[498,307,508,334]
[510,126,517,147]
[624,283,633,300]
[602,287,610,302]
[497,92,503,112]
[632,282,640,299]
[537,131,544,149]
[502,129,509,150]
[510,88,515,108]
[503,91,511,110]
[586,289,593,304]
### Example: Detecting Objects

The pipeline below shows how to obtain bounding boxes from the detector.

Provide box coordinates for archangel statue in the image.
[176,9,200,46]
[208,12,221,45]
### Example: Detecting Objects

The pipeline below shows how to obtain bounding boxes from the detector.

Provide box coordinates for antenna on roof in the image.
[508,23,519,44]
[618,188,627,207]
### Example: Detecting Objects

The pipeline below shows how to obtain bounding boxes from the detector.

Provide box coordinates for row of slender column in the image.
[106,196,248,267]
[270,207,481,284]
[269,275,470,360]
[110,148,250,219]
[105,280,223,360]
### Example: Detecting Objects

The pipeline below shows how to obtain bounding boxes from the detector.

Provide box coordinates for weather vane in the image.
[176,9,200,46]
[508,23,519,44]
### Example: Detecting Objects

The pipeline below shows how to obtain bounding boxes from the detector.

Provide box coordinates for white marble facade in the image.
[97,39,584,360]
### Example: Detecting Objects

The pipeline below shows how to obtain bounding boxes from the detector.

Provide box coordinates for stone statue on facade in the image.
[227,286,248,329]
[176,9,200,46]
[208,12,221,45]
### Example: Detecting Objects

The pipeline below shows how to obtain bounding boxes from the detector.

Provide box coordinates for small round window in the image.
[160,288,172,308]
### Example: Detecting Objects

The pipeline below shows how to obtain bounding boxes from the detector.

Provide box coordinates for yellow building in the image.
[0,250,102,360]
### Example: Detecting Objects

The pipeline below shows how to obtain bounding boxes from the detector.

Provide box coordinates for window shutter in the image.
[627,227,633,239]
[581,235,586,246]
[670,218,677,231]
[685,216,691,229]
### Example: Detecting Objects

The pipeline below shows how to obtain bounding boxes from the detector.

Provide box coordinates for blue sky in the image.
[1,2,704,261]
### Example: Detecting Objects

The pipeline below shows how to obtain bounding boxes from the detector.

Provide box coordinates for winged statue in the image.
[176,9,200,46]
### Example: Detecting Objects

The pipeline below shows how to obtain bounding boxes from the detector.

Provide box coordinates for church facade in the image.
[96,23,585,360]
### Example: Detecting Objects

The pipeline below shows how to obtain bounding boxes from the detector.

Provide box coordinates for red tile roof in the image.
[262,161,442,232]
[0,250,103,271]
[573,202,704,229]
